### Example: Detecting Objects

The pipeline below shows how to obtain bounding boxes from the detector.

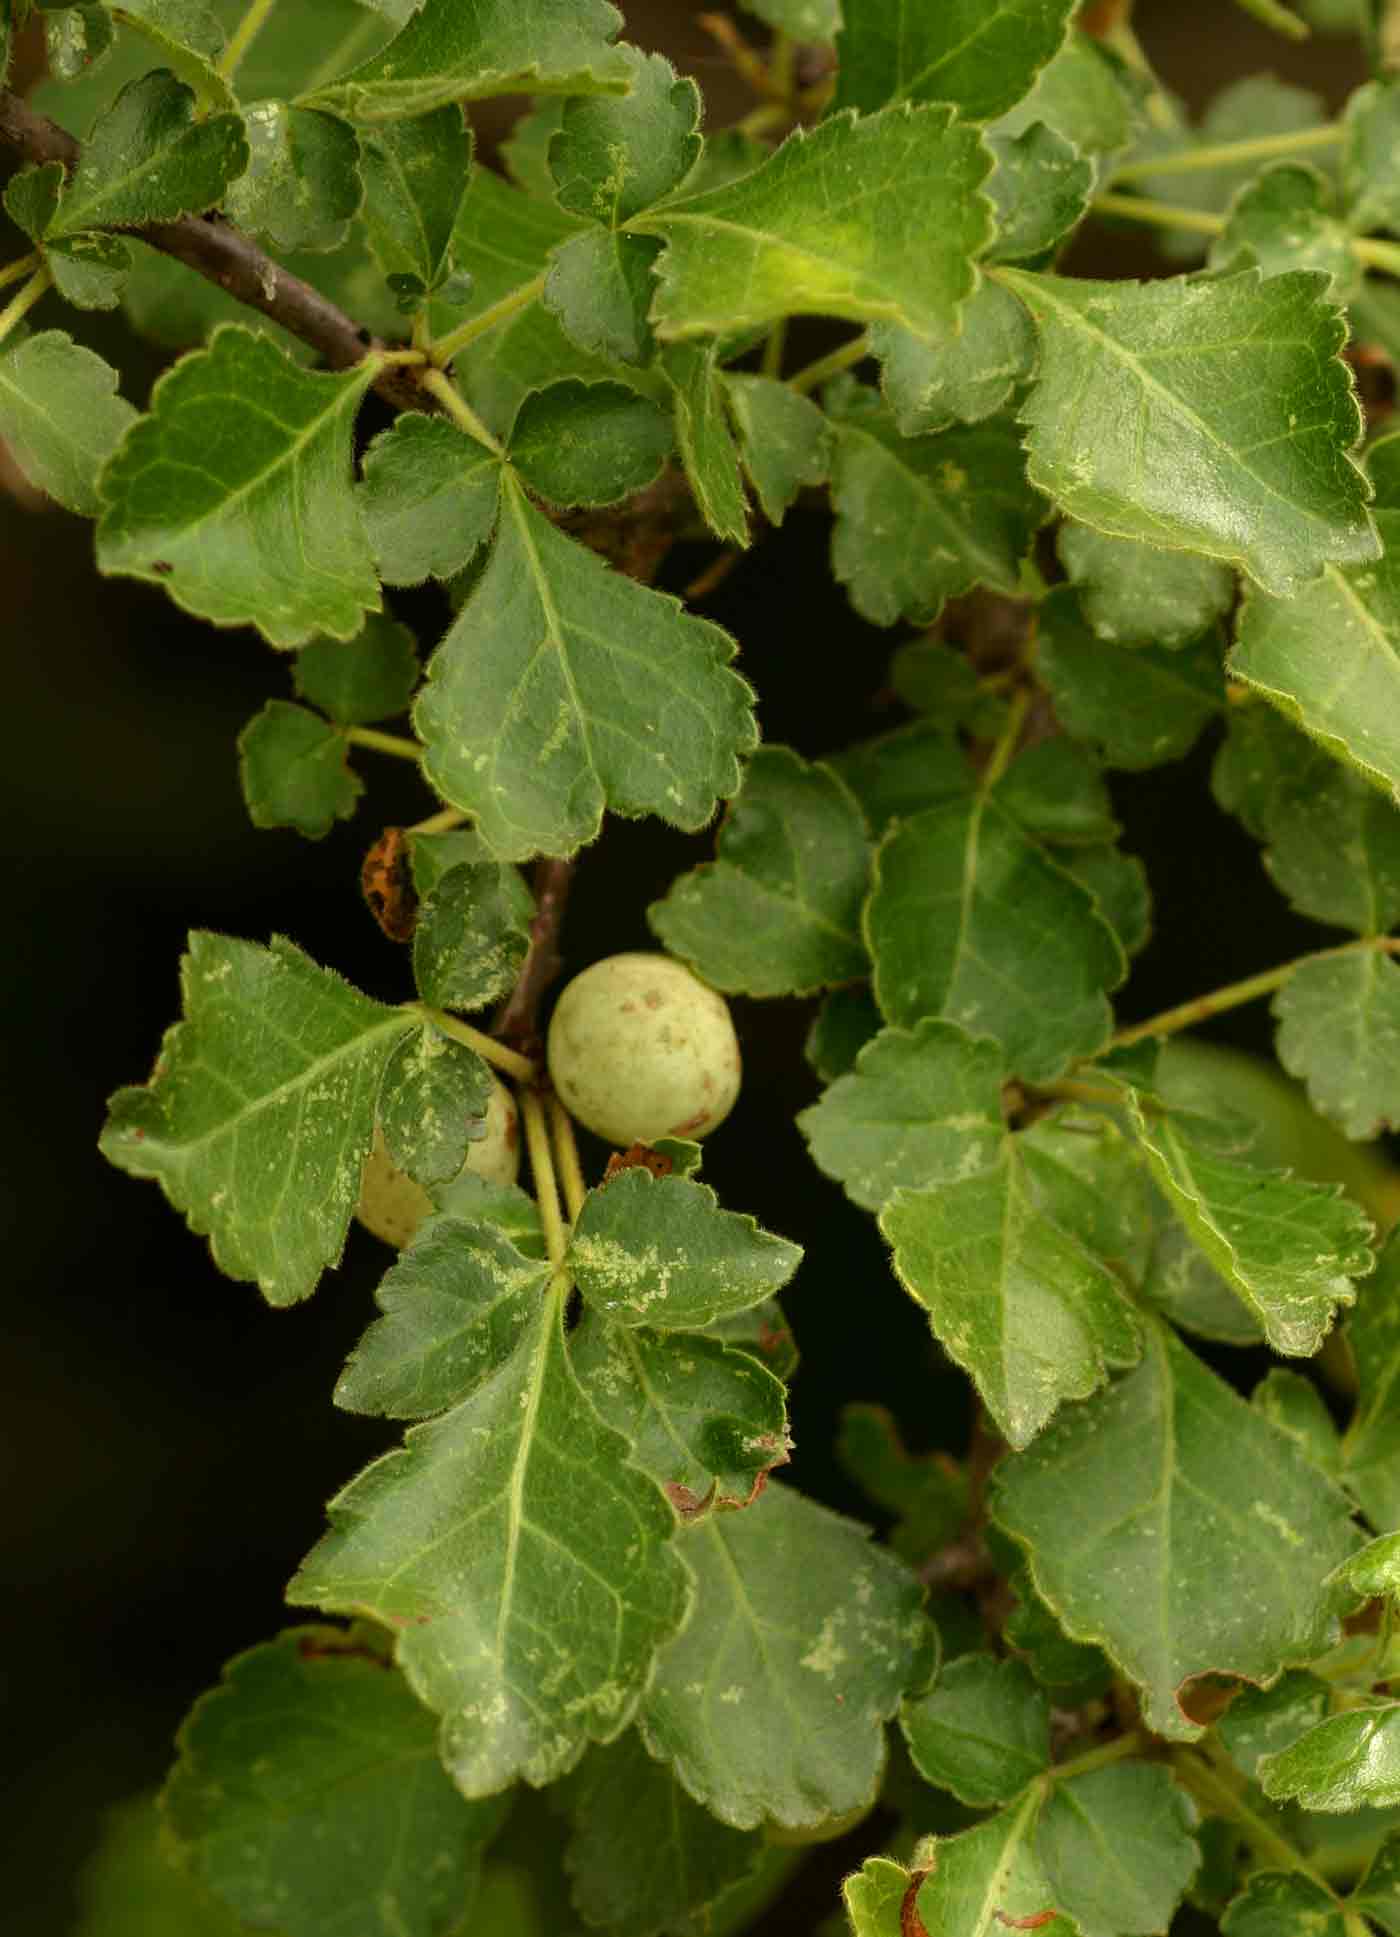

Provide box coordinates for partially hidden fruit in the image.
[547,951,741,1147]
[356,1074,520,1248]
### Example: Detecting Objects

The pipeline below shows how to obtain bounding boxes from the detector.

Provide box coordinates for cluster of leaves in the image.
[9,0,1400,1931]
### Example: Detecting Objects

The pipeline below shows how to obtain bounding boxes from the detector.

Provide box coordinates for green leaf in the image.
[1141,1195,1264,1347]
[294,612,419,724]
[797,1019,1004,1213]
[992,1321,1362,1739]
[572,1313,790,1513]
[661,341,749,545]
[1036,587,1224,769]
[563,1731,763,1937]
[1328,1528,1400,1601]
[999,265,1378,598]
[836,1403,969,1563]
[1229,430,1400,800]
[47,71,245,235]
[500,99,566,198]
[376,1022,492,1188]
[1220,1872,1347,1937]
[224,103,363,254]
[722,374,831,526]
[1217,1671,1331,1779]
[1343,80,1400,236]
[1353,1832,1400,1934]
[882,1140,1141,1448]
[990,28,1145,161]
[238,700,362,838]
[543,226,660,367]
[648,747,870,998]
[358,413,501,586]
[1056,521,1235,649]
[1254,1369,1343,1476]
[414,474,757,861]
[1059,845,1152,959]
[828,721,971,838]
[1210,164,1356,295]
[508,378,672,509]
[97,325,379,648]
[0,330,136,517]
[412,862,533,1012]
[73,1793,251,1937]
[911,1792,1079,1937]
[99,933,411,1305]
[1017,1110,1154,1280]
[833,0,1076,121]
[568,1169,802,1330]
[1259,1704,1400,1811]
[740,0,841,40]
[292,1277,691,1797]
[1274,953,1400,1141]
[866,795,1123,1082]
[1344,1233,1400,1530]
[46,228,133,309]
[45,6,115,83]
[843,1857,909,1937]
[1036,1764,1199,1937]
[107,0,234,111]
[549,45,700,225]
[303,0,631,121]
[361,105,471,297]
[1005,1569,1114,1698]
[163,1627,507,1937]
[902,1656,1049,1806]
[826,380,1044,624]
[636,106,994,345]
[640,1482,927,1830]
[986,120,1093,264]
[1126,1090,1374,1356]
[805,985,882,1083]
[874,281,1037,437]
[994,739,1118,847]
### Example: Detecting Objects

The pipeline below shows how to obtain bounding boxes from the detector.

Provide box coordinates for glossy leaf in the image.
[986,120,1093,264]
[1036,587,1224,769]
[649,747,870,998]
[509,378,672,509]
[1217,1671,1331,1780]
[834,0,1076,121]
[1056,521,1235,649]
[163,1627,506,1937]
[992,1322,1362,1739]
[360,106,471,298]
[47,71,245,235]
[901,1656,1049,1806]
[568,1169,802,1330]
[866,795,1124,1082]
[1259,1704,1400,1811]
[293,613,419,725]
[1000,265,1378,598]
[549,45,700,225]
[637,106,993,345]
[99,933,411,1306]
[411,862,533,1014]
[661,341,749,545]
[225,103,362,255]
[1274,953,1400,1141]
[797,1018,1004,1213]
[911,1792,1079,1937]
[827,379,1043,624]
[640,1482,927,1830]
[1345,1233,1400,1531]
[414,474,757,860]
[97,326,379,648]
[358,413,501,586]
[238,700,362,839]
[1219,1872,1347,1937]
[0,331,135,517]
[874,280,1037,436]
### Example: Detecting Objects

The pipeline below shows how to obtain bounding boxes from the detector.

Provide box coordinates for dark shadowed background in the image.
[0,3,1375,1930]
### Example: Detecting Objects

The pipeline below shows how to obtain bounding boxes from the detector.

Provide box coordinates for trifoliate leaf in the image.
[97,326,379,647]
[1037,1764,1199,1937]
[999,265,1378,598]
[985,120,1093,264]
[843,1857,908,1937]
[0,331,135,516]
[1059,845,1152,957]
[636,106,993,345]
[1253,1369,1342,1476]
[834,0,1076,121]
[828,721,971,837]
[1217,1672,1331,1780]
[47,71,245,235]
[827,380,1044,624]
[991,28,1144,160]
[992,1321,1362,1739]
[358,413,501,586]
[572,1313,790,1515]
[73,1792,250,1937]
[866,795,1123,1082]
[508,378,672,508]
[1274,953,1400,1141]
[661,341,748,545]
[549,45,700,225]
[1230,429,1400,799]
[411,861,533,1013]
[874,281,1037,438]
[568,1170,802,1331]
[1126,1093,1373,1356]
[640,1483,927,1830]
[291,1279,691,1797]
[500,99,566,198]
[414,474,757,861]
[100,933,412,1305]
[836,1403,968,1563]
[45,5,114,83]
[993,739,1118,846]
[902,1656,1049,1807]
[224,103,362,254]
[1036,588,1224,768]
[1343,1233,1400,1531]
[648,747,870,998]
[563,1731,763,1937]
[1210,164,1356,295]
[238,700,362,839]
[911,1793,1078,1937]
[376,1022,491,1188]
[1343,80,1400,236]
[1056,522,1235,648]
[543,225,660,366]
[1260,1705,1400,1811]
[303,0,631,120]
[797,1019,1004,1212]
[882,1140,1141,1449]
[1220,1872,1347,1937]
[360,106,471,298]
[722,374,831,526]
[804,985,882,1083]
[163,1628,507,1937]
[294,613,419,724]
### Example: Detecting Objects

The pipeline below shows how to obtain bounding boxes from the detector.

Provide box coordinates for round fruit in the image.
[356,1074,520,1248]
[546,951,741,1147]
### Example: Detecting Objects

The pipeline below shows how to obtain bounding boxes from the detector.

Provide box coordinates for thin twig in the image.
[492,858,577,1059]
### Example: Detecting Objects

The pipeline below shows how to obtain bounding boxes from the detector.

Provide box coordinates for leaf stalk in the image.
[787,332,872,396]
[520,1087,568,1268]
[1106,123,1342,185]
[547,1094,588,1221]
[1111,936,1400,1050]
[0,266,52,345]
[430,275,547,366]
[413,1005,538,1085]
[0,249,41,294]
[418,367,506,457]
[343,726,422,762]
[218,0,281,79]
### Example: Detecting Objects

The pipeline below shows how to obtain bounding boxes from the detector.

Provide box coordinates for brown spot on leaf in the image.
[665,1479,716,1521]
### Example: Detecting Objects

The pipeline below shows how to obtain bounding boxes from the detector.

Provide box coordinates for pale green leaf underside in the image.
[0,331,136,517]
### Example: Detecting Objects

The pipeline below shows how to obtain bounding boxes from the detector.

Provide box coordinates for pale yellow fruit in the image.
[356,1075,520,1248]
[546,951,741,1147]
